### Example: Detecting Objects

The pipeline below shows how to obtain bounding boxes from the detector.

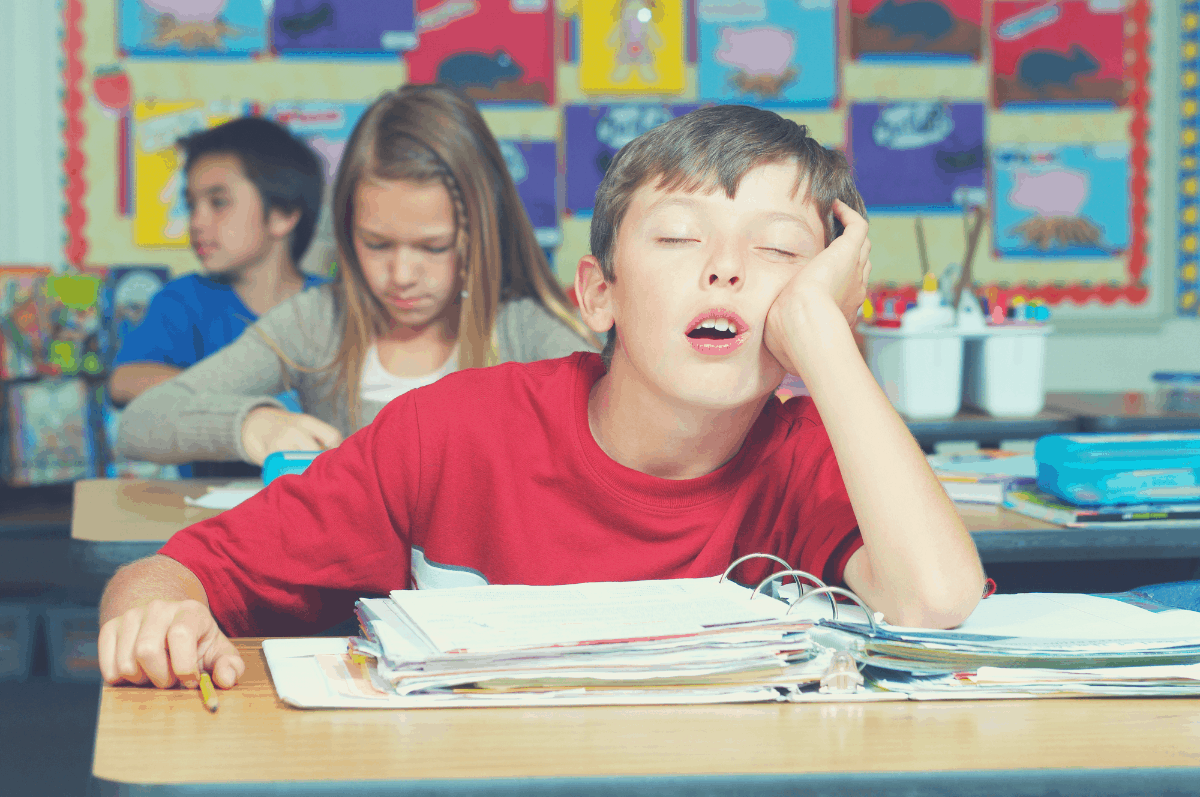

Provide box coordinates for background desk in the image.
[92,639,1200,797]
[71,478,1200,569]
[1045,391,1200,434]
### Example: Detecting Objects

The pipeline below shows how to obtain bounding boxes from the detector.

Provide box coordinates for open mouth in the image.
[685,310,748,354]
[686,318,741,340]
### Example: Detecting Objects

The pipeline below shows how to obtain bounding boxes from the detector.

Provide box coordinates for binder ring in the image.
[721,553,795,584]
[750,570,835,616]
[788,586,880,636]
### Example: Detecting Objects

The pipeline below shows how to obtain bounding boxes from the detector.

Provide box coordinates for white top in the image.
[360,343,458,405]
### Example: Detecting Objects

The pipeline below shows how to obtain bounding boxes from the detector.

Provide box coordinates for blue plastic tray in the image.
[1035,432,1200,505]
[262,450,323,485]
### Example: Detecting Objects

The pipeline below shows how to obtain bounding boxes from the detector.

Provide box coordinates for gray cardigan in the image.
[116,285,597,464]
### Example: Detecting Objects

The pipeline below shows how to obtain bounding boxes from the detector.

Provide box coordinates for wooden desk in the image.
[91,640,1200,797]
[71,478,1200,566]
[1045,391,1200,434]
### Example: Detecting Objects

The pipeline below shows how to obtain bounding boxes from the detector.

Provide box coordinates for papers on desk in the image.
[814,592,1200,698]
[182,480,262,510]
[263,581,1200,710]
[927,451,1036,504]
[265,577,843,708]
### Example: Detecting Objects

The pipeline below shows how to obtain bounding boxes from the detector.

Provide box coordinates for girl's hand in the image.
[764,200,872,373]
[241,406,343,465]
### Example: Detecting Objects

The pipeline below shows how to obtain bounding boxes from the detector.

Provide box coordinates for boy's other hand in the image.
[241,406,343,465]
[97,599,245,690]
[764,199,871,373]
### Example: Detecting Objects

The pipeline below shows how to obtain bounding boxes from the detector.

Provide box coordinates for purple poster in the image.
[850,101,985,210]
[500,140,560,247]
[564,104,699,214]
[273,0,417,55]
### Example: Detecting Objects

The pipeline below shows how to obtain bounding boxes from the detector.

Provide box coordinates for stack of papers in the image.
[813,592,1200,699]
[266,577,856,708]
[927,450,1036,504]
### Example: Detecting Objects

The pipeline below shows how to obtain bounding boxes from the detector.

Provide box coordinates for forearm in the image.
[784,292,983,627]
[99,554,210,625]
[109,363,181,406]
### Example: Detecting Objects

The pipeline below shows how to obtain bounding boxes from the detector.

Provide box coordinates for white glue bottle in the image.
[900,273,955,333]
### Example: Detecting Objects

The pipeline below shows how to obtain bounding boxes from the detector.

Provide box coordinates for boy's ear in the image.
[574,255,615,336]
[267,207,302,241]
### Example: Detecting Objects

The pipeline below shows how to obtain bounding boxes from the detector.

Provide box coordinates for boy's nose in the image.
[703,242,745,288]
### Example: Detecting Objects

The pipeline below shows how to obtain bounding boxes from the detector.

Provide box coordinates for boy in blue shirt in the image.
[108,117,327,475]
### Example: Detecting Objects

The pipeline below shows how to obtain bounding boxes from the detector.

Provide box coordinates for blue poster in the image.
[500,140,560,248]
[992,143,1130,257]
[697,0,837,106]
[850,101,986,211]
[564,104,698,214]
[273,0,417,56]
[119,0,267,57]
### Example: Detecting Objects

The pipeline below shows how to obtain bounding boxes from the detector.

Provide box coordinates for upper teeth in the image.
[699,318,737,334]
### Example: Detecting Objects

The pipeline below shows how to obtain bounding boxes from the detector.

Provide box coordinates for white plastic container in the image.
[961,325,1053,417]
[860,326,965,420]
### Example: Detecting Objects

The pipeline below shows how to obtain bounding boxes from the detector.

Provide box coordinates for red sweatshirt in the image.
[160,353,863,637]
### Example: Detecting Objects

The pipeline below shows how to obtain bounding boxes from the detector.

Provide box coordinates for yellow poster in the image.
[132,100,240,248]
[579,0,685,94]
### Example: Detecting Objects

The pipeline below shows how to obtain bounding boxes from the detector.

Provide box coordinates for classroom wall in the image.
[0,2,61,264]
[0,1,1194,393]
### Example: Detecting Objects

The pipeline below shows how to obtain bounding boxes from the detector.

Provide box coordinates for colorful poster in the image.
[0,267,52,380]
[500,140,560,247]
[118,0,267,57]
[849,101,986,210]
[98,266,171,370]
[272,0,417,56]
[132,100,243,248]
[696,0,837,106]
[850,0,983,60]
[44,272,105,378]
[579,0,686,94]
[564,104,698,214]
[4,378,98,487]
[405,0,555,104]
[991,1,1125,107]
[267,102,369,188]
[991,143,1130,257]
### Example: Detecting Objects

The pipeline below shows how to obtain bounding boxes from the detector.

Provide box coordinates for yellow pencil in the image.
[198,672,219,713]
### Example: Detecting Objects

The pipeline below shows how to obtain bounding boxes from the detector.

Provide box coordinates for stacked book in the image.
[812,591,1200,699]
[268,577,851,708]
[1003,480,1200,528]
[927,450,1036,504]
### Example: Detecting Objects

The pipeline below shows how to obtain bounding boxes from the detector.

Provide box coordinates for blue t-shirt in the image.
[112,272,328,477]
[113,272,328,370]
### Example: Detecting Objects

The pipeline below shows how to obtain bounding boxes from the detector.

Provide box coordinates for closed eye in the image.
[757,247,797,258]
[658,237,698,244]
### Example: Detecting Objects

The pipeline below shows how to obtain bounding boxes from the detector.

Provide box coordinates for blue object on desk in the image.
[1035,432,1200,506]
[262,451,323,485]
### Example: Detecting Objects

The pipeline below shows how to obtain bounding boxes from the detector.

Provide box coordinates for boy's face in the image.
[186,153,277,277]
[603,161,824,409]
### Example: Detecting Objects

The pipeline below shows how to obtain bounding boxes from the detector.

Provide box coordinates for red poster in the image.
[992,1,1125,107]
[405,0,555,104]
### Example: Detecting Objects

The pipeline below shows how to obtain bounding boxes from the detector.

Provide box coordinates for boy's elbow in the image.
[890,579,982,629]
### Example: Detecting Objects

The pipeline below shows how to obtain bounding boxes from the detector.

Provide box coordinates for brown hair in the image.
[326,84,596,425]
[589,105,866,366]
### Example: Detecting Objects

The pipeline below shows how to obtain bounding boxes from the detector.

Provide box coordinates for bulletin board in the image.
[59,0,1170,324]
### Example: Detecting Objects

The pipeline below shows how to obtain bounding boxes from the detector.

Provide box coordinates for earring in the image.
[459,270,468,300]
[460,289,469,299]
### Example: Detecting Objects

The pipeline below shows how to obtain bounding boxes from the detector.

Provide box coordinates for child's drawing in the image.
[991,143,1129,256]
[608,0,664,84]
[120,0,266,56]
[697,0,835,105]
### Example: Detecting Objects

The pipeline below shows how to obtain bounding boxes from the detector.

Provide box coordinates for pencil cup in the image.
[860,326,965,420]
[961,326,1053,417]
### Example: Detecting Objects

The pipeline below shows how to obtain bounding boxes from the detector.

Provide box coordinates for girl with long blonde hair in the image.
[117,84,597,466]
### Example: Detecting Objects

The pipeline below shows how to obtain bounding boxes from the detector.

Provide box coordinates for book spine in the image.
[1002,493,1075,525]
